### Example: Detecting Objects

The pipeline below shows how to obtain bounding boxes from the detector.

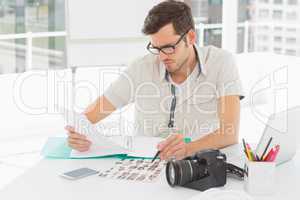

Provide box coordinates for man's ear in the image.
[187,30,197,45]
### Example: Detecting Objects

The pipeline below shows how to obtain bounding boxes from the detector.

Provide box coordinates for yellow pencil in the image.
[246,146,253,161]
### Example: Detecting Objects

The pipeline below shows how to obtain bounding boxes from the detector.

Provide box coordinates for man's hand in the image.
[157,134,188,160]
[65,126,92,152]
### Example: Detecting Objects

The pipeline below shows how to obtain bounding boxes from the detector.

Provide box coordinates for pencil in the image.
[263,147,274,161]
[242,138,250,159]
[242,138,247,151]
[269,145,280,162]
[260,137,273,161]
[243,150,249,160]
[246,144,256,161]
[151,151,160,163]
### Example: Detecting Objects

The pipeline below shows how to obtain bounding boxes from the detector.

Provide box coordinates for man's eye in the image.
[162,46,174,50]
[162,47,174,52]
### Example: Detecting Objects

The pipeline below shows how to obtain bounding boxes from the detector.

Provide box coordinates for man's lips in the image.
[164,60,174,65]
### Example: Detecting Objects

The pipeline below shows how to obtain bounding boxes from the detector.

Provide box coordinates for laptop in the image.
[255,106,300,165]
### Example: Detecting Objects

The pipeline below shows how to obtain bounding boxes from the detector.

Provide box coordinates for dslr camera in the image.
[166,149,244,191]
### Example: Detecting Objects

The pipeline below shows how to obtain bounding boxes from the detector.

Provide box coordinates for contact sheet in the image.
[98,159,166,182]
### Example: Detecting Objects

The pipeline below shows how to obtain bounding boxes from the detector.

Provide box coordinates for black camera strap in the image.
[226,163,245,180]
[168,84,176,128]
[167,45,202,129]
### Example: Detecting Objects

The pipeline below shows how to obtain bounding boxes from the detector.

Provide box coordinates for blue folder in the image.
[41,137,154,160]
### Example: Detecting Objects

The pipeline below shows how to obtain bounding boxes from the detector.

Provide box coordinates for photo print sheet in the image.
[98,159,166,183]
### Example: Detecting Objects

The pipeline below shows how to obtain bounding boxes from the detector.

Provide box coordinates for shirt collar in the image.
[159,44,207,82]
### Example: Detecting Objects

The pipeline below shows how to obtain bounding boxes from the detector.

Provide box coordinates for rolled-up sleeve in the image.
[216,52,244,100]
[104,62,139,109]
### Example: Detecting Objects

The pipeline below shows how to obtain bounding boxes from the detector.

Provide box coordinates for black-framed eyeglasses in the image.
[147,30,189,55]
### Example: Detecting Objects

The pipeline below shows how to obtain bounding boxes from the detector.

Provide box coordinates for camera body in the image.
[166,149,244,191]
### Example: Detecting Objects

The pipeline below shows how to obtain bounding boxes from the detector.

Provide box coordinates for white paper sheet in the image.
[71,135,163,158]
[57,106,98,137]
[70,135,130,158]
[59,107,163,158]
[128,136,163,158]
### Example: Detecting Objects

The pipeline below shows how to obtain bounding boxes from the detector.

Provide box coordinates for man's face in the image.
[149,24,194,74]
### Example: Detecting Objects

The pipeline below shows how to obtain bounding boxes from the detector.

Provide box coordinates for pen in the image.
[151,151,160,163]
[260,137,273,161]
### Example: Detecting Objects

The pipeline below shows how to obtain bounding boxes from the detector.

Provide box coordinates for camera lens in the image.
[167,162,176,185]
[166,159,206,187]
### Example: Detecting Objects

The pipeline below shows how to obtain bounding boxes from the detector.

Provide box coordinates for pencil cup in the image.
[244,160,276,195]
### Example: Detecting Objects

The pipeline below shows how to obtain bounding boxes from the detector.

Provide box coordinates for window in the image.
[259,0,269,3]
[286,28,297,32]
[273,10,283,20]
[203,28,222,47]
[285,49,296,55]
[286,11,297,20]
[258,26,270,31]
[186,0,222,24]
[257,46,269,51]
[273,47,282,54]
[244,1,300,57]
[0,0,66,74]
[287,0,298,5]
[186,0,300,55]
[274,36,282,42]
[259,9,269,18]
[274,27,283,31]
[185,0,223,48]
[258,35,269,41]
[273,0,283,4]
[286,37,297,44]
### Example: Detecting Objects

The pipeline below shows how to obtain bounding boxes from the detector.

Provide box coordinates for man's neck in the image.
[170,47,197,84]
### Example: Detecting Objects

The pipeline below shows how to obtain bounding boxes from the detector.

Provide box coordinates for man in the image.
[66,0,243,160]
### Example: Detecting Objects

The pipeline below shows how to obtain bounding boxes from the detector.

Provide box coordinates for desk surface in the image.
[0,144,299,200]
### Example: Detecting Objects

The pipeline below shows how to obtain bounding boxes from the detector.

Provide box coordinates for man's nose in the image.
[159,51,168,61]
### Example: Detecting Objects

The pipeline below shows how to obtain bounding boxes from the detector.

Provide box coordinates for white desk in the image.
[0,144,299,200]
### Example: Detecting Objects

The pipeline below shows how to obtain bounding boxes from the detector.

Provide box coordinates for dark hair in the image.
[142,0,195,35]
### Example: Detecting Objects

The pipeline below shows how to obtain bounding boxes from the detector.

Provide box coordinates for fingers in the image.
[65,125,75,133]
[65,125,87,139]
[68,143,90,152]
[65,126,91,152]
[68,137,91,147]
[160,143,186,160]
[68,137,91,152]
[67,136,91,146]
[159,139,182,159]
[171,148,187,160]
[157,134,178,150]
[166,142,185,158]
[158,134,186,160]
[162,135,183,154]
[69,132,87,140]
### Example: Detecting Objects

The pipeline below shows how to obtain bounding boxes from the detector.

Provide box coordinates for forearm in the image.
[158,96,241,160]
[83,95,116,124]
[186,127,239,156]
[186,95,241,156]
